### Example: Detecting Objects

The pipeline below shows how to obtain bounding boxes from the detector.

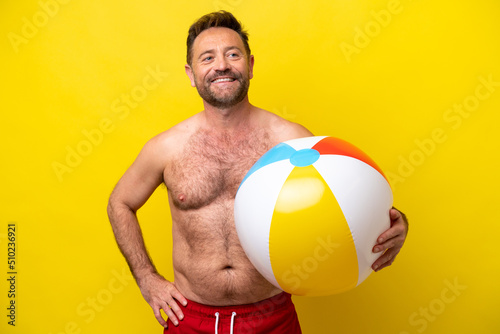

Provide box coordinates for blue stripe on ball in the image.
[239,143,296,187]
[290,149,320,167]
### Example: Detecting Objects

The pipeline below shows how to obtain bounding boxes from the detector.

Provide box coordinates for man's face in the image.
[185,27,254,109]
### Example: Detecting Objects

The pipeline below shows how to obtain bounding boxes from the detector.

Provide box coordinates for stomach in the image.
[173,259,281,306]
[170,203,281,305]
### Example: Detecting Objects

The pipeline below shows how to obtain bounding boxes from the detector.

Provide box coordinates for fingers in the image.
[141,275,188,329]
[370,208,408,271]
[372,248,400,272]
[171,289,188,308]
[373,224,406,257]
[162,300,180,327]
[373,228,404,253]
[391,208,409,234]
[390,207,401,220]
[153,296,185,328]
[373,234,400,253]
[374,209,407,248]
[165,285,187,325]
[153,304,169,328]
[156,290,188,328]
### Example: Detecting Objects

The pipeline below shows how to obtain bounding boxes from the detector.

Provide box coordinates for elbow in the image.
[107,194,117,222]
[107,192,136,221]
[107,191,124,221]
[107,198,114,219]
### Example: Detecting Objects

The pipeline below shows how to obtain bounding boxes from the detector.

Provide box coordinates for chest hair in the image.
[167,128,273,210]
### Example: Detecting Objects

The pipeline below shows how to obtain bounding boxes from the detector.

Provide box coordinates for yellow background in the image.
[1,0,499,333]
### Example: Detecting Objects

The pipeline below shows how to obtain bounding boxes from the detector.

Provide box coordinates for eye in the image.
[203,56,213,62]
[228,52,241,58]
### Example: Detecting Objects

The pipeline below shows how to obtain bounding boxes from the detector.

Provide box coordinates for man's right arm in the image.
[107,136,187,328]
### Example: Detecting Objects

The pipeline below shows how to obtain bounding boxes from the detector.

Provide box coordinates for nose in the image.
[214,55,230,72]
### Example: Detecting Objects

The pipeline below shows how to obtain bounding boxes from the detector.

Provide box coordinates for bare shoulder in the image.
[254,108,314,143]
[144,113,201,160]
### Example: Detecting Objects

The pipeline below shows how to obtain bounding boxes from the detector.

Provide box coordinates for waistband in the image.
[184,292,294,319]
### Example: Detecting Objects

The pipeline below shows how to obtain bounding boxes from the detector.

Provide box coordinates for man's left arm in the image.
[371,208,409,272]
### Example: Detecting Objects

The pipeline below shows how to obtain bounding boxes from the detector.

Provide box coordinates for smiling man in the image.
[186,28,251,109]
[107,11,408,333]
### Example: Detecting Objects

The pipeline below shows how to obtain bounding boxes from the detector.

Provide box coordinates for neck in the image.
[202,96,254,131]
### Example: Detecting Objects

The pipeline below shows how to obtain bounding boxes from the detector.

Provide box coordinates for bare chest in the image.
[165,130,273,210]
[164,128,283,302]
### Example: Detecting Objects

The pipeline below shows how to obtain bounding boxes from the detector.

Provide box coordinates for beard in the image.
[194,69,250,109]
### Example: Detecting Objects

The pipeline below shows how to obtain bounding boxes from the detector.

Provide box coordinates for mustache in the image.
[207,70,242,82]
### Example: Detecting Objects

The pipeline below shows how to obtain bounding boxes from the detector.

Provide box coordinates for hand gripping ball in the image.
[234,136,393,296]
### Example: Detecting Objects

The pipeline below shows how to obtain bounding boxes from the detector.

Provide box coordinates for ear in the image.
[248,55,255,80]
[185,64,196,87]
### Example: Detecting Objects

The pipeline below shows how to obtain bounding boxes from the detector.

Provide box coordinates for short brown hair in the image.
[186,11,251,65]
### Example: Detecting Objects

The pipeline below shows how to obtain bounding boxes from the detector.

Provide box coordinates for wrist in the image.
[133,267,158,285]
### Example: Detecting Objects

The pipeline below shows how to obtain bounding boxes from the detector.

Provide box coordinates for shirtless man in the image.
[107,11,408,333]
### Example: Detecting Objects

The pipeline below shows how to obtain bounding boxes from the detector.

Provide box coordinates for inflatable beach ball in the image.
[234,136,393,296]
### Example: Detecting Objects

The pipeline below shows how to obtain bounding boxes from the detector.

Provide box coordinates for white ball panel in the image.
[313,155,393,285]
[234,160,295,289]
[283,136,326,150]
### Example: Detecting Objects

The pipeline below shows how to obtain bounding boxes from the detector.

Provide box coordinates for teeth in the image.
[213,78,234,83]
